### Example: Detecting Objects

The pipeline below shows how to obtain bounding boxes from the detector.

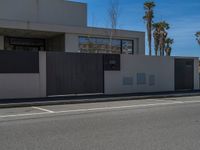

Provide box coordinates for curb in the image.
[1,92,200,109]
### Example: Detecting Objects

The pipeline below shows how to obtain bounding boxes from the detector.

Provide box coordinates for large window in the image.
[122,40,134,54]
[79,36,134,54]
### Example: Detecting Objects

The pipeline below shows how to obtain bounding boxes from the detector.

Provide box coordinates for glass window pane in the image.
[111,39,121,54]
[79,37,132,54]
[122,40,133,54]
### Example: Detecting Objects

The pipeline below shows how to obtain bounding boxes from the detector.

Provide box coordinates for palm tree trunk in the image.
[147,23,152,56]
[159,48,162,56]
[162,47,165,56]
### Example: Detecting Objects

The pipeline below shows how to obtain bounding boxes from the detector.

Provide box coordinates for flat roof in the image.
[0,19,145,39]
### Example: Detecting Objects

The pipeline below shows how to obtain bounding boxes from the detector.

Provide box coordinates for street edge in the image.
[1,93,200,109]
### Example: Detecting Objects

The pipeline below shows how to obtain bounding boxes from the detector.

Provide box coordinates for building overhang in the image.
[0,28,64,39]
[0,19,145,39]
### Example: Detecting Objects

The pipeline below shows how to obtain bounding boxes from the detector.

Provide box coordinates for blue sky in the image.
[72,0,200,57]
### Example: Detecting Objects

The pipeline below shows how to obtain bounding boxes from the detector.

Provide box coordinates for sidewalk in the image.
[0,91,200,108]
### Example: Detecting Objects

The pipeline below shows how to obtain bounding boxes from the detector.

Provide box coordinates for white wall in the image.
[104,55,175,94]
[38,52,46,97]
[0,52,46,99]
[0,0,87,27]
[0,74,41,99]
[0,36,4,50]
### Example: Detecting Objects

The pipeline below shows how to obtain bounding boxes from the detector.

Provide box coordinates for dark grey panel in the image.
[0,51,39,73]
[104,54,120,71]
[47,52,104,96]
[175,59,194,90]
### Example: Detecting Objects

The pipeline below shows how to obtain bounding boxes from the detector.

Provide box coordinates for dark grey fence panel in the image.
[175,59,194,90]
[47,52,104,96]
[0,51,39,73]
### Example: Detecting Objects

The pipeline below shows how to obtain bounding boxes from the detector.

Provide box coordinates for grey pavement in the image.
[0,96,200,150]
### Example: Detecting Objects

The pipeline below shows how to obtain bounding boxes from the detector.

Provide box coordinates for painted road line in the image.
[0,112,49,119]
[53,101,184,114]
[182,100,200,104]
[32,106,54,113]
[153,99,175,102]
[0,101,187,119]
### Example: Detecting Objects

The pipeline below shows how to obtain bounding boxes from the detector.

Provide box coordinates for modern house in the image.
[0,0,199,99]
[0,0,145,54]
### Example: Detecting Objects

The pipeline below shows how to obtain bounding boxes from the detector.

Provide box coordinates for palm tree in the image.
[165,38,174,56]
[159,21,169,56]
[153,23,160,56]
[153,21,170,56]
[195,32,200,45]
[143,1,155,56]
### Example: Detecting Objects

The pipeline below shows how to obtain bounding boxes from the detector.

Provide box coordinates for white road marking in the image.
[182,100,200,104]
[0,112,49,118]
[1,100,200,119]
[0,100,188,119]
[51,101,184,114]
[153,99,173,102]
[32,107,54,113]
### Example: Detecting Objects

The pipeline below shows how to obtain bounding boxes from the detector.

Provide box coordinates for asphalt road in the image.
[0,96,200,150]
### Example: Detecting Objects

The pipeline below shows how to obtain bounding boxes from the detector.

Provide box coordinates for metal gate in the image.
[46,52,104,96]
[175,59,194,91]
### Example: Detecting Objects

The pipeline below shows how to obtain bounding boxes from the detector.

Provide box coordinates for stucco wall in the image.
[0,0,87,27]
[104,55,175,94]
[0,74,41,99]
[0,52,46,99]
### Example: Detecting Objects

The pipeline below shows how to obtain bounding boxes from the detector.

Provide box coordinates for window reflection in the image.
[122,40,134,54]
[79,37,134,54]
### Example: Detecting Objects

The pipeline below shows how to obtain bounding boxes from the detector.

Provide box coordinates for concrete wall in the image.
[0,52,198,99]
[0,52,46,99]
[104,55,175,94]
[0,0,87,27]
[65,34,79,52]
